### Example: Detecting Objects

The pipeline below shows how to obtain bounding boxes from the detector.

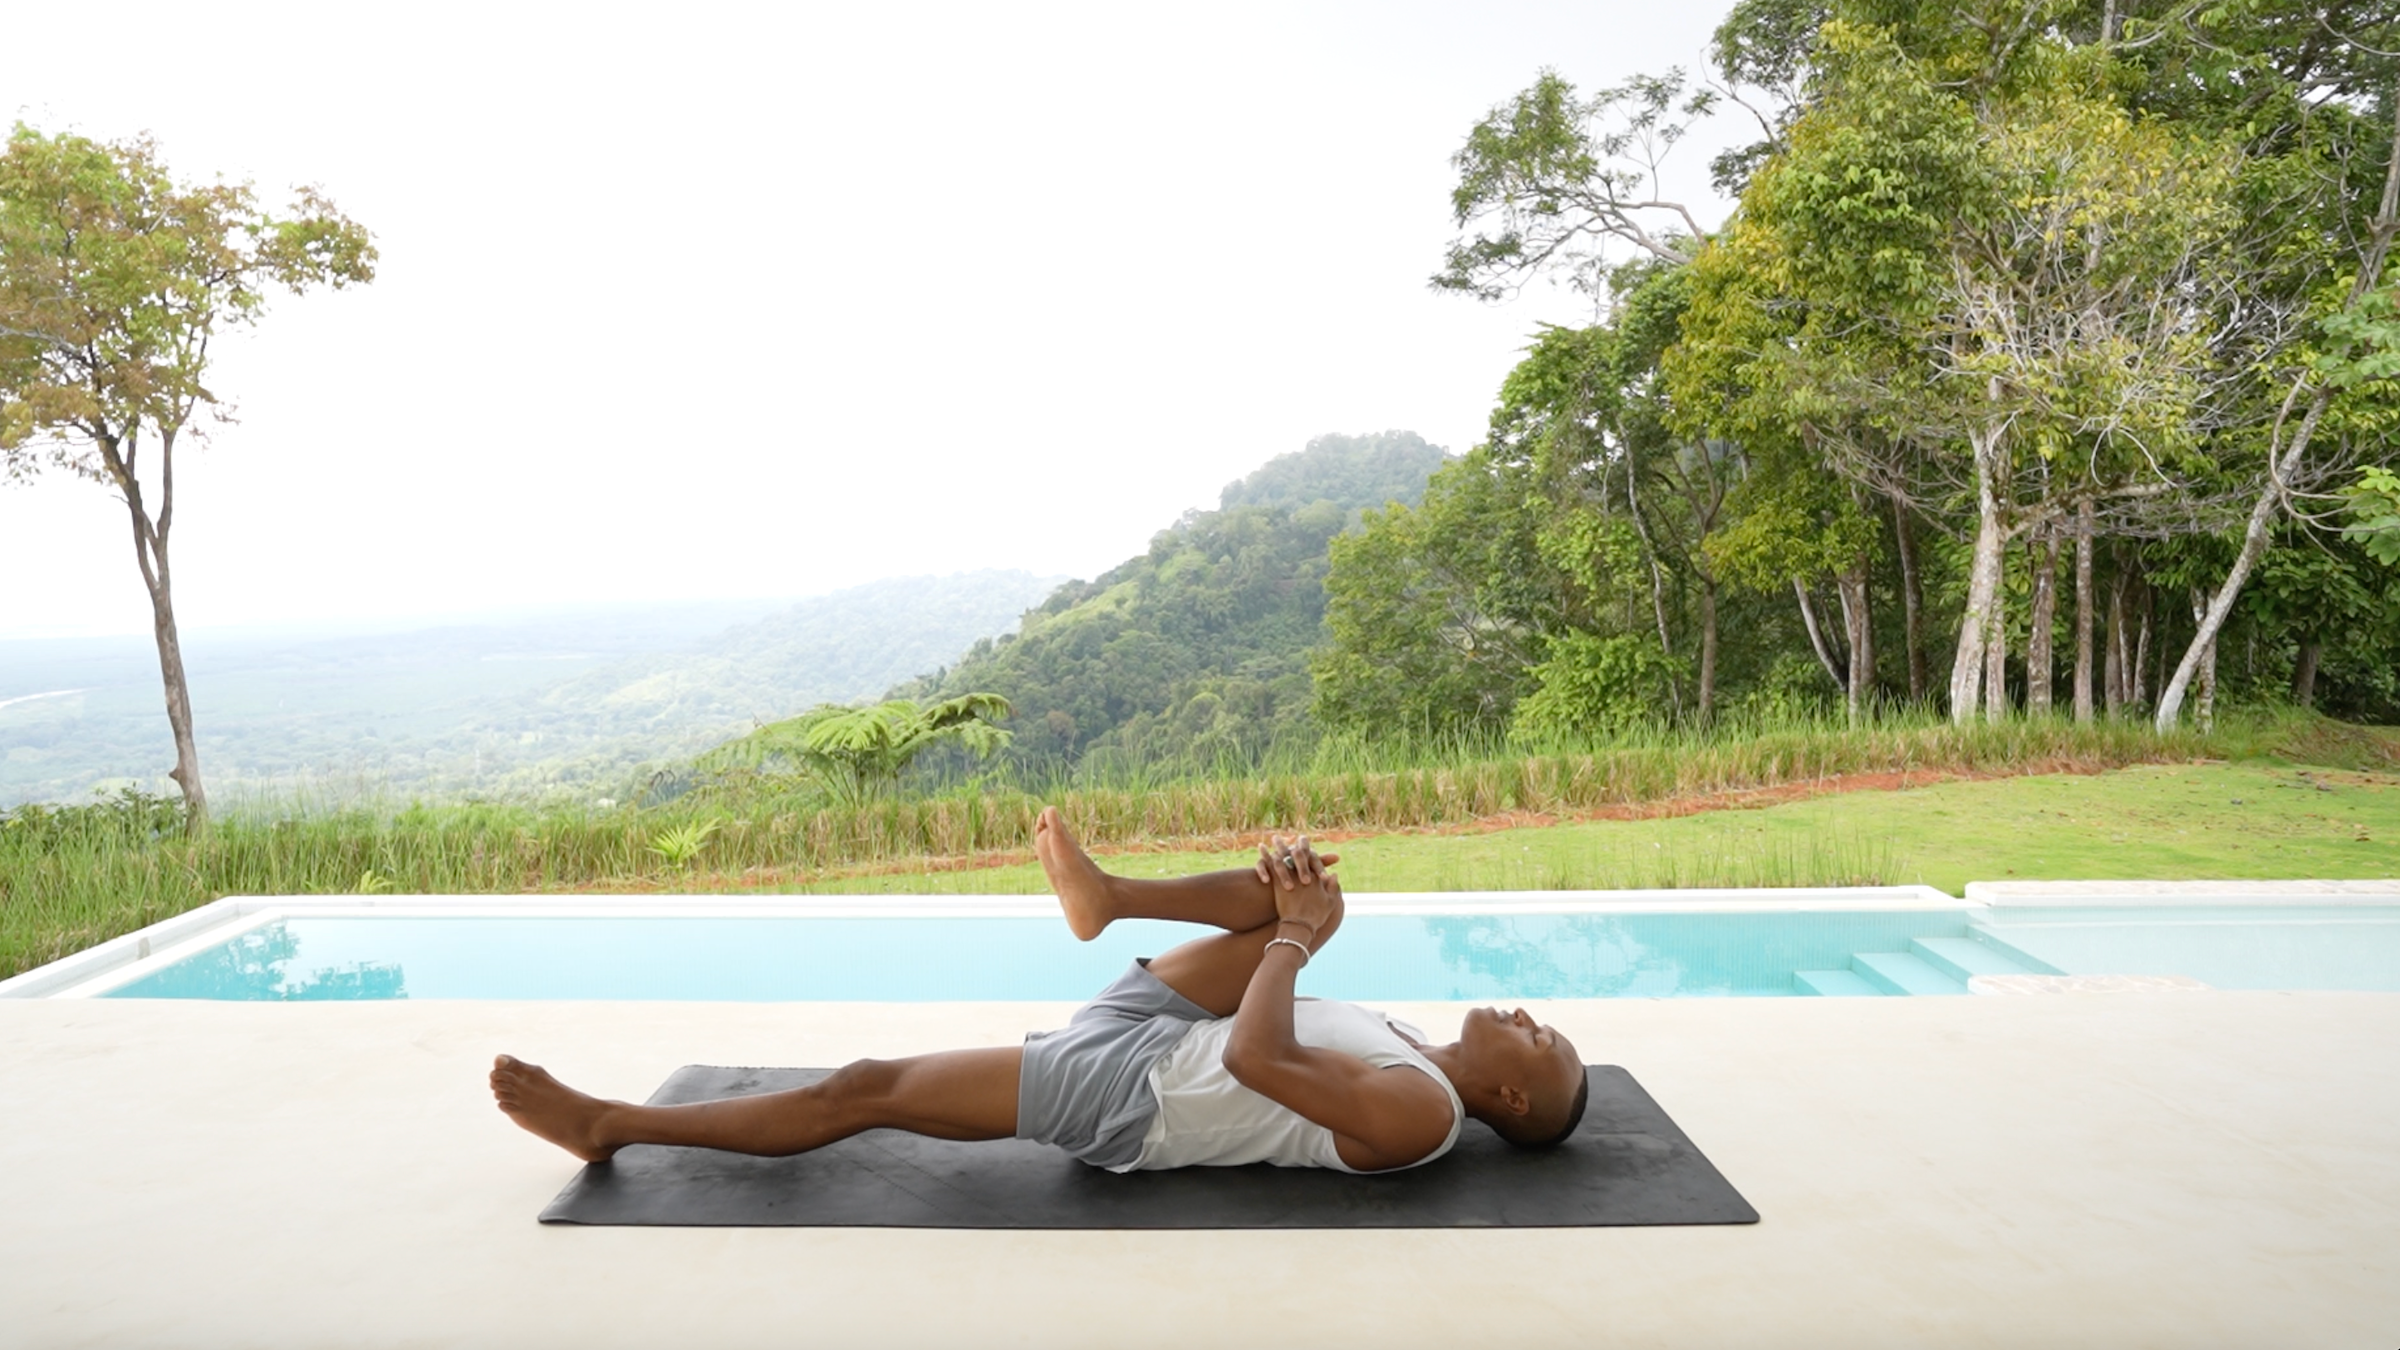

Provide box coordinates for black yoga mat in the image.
[538,1064,1757,1229]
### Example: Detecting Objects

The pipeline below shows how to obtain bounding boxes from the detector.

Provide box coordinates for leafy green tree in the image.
[1510,633,1684,739]
[1435,68,1712,298]
[2347,466,2400,568]
[2244,529,2396,711]
[1382,0,2400,740]
[0,127,375,826]
[1521,263,1743,721]
[1312,449,1554,736]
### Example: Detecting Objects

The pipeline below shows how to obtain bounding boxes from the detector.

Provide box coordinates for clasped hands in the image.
[1254,831,1339,939]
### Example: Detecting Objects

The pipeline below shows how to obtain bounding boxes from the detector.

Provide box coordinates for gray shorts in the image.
[1017,960,1214,1169]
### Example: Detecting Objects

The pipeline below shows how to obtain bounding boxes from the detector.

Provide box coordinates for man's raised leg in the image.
[489,1047,1022,1162]
[1032,806,1346,1017]
[1034,806,1312,939]
[1138,875,1344,1017]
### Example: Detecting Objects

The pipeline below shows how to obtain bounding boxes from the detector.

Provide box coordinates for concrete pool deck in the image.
[3,992,2396,1349]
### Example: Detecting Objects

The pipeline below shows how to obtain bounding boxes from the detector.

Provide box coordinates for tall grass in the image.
[3,709,2381,980]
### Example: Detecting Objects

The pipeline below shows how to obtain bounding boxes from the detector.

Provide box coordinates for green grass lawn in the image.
[798,761,2399,897]
[7,716,2391,981]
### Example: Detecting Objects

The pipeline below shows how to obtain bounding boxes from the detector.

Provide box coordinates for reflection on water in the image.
[1419,914,1699,998]
[110,922,407,1000]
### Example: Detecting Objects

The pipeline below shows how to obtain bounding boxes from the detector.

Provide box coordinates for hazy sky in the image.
[1,1,1739,639]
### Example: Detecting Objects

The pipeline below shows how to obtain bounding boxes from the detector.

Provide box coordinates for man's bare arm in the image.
[1219,877,1454,1171]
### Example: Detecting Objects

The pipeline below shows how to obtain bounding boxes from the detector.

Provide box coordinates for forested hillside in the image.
[901,432,1449,775]
[1315,0,2400,739]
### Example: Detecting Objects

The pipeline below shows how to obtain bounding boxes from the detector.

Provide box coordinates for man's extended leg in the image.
[489,1047,1022,1163]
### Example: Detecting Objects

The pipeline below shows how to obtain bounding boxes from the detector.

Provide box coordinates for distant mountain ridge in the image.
[901,431,1449,774]
[499,571,1069,755]
[3,427,1459,806]
[0,571,1061,804]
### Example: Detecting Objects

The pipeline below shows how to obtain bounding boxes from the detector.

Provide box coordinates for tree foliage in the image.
[0,125,375,824]
[1330,0,2400,741]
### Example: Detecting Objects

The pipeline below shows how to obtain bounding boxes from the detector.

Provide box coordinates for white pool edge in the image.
[1967,878,2400,905]
[16,878,2395,1002]
[3,885,1967,1000]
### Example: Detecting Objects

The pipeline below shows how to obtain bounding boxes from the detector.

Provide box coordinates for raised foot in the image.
[1033,806,1114,941]
[489,1054,622,1163]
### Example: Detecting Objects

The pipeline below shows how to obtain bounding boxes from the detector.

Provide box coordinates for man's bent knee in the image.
[819,1058,901,1108]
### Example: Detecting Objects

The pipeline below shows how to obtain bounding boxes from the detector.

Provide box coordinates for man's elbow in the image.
[1220,1040,1279,1090]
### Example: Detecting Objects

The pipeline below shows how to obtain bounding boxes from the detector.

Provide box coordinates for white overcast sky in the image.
[1,1,1738,639]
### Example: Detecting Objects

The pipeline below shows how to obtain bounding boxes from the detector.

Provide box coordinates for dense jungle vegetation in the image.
[1307,0,2400,745]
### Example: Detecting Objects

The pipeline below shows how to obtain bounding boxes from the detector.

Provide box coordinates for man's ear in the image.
[1497,1084,1532,1118]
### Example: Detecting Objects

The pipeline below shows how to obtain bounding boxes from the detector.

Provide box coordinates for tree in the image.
[1377,0,2400,740]
[2105,0,2400,728]
[1683,12,2272,727]
[0,127,375,826]
[2157,137,2400,728]
[1434,68,1714,298]
[1510,632,1684,739]
[2347,466,2400,567]
[1312,451,1553,737]
[701,694,1013,805]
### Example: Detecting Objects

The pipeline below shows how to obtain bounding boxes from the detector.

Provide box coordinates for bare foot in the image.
[1034,806,1116,941]
[489,1055,622,1163]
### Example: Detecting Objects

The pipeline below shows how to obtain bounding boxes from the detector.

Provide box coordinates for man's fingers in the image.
[1256,833,1345,889]
[1259,836,1296,889]
[1286,834,1329,884]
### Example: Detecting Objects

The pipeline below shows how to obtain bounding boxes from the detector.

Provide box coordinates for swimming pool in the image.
[13,888,2397,1001]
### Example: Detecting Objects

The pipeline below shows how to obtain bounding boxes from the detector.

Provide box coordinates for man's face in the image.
[1461,1006,1582,1107]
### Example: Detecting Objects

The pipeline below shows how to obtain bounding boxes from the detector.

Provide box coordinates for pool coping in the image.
[1964,878,2400,905]
[12,878,2394,1002]
[2,884,1965,1000]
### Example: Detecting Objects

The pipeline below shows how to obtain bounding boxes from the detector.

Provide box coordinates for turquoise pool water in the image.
[96,905,2400,1001]
[1978,906,2400,994]
[107,911,1973,1001]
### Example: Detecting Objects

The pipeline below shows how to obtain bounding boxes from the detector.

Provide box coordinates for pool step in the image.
[1852,951,1970,996]
[1963,926,2069,976]
[1910,936,2039,982]
[1794,968,1881,997]
[1797,933,2045,996]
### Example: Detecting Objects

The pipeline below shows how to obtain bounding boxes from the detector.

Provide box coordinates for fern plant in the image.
[698,694,1013,806]
[647,819,719,870]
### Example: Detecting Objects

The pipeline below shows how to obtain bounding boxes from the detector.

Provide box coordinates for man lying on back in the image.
[490,809,1588,1173]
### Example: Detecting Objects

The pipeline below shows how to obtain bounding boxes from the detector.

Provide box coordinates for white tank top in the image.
[1119,999,1465,1174]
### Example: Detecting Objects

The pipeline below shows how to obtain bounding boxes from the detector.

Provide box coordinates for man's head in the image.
[1451,1006,1588,1147]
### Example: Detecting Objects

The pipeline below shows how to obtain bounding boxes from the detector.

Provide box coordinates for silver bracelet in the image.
[1263,936,1311,966]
